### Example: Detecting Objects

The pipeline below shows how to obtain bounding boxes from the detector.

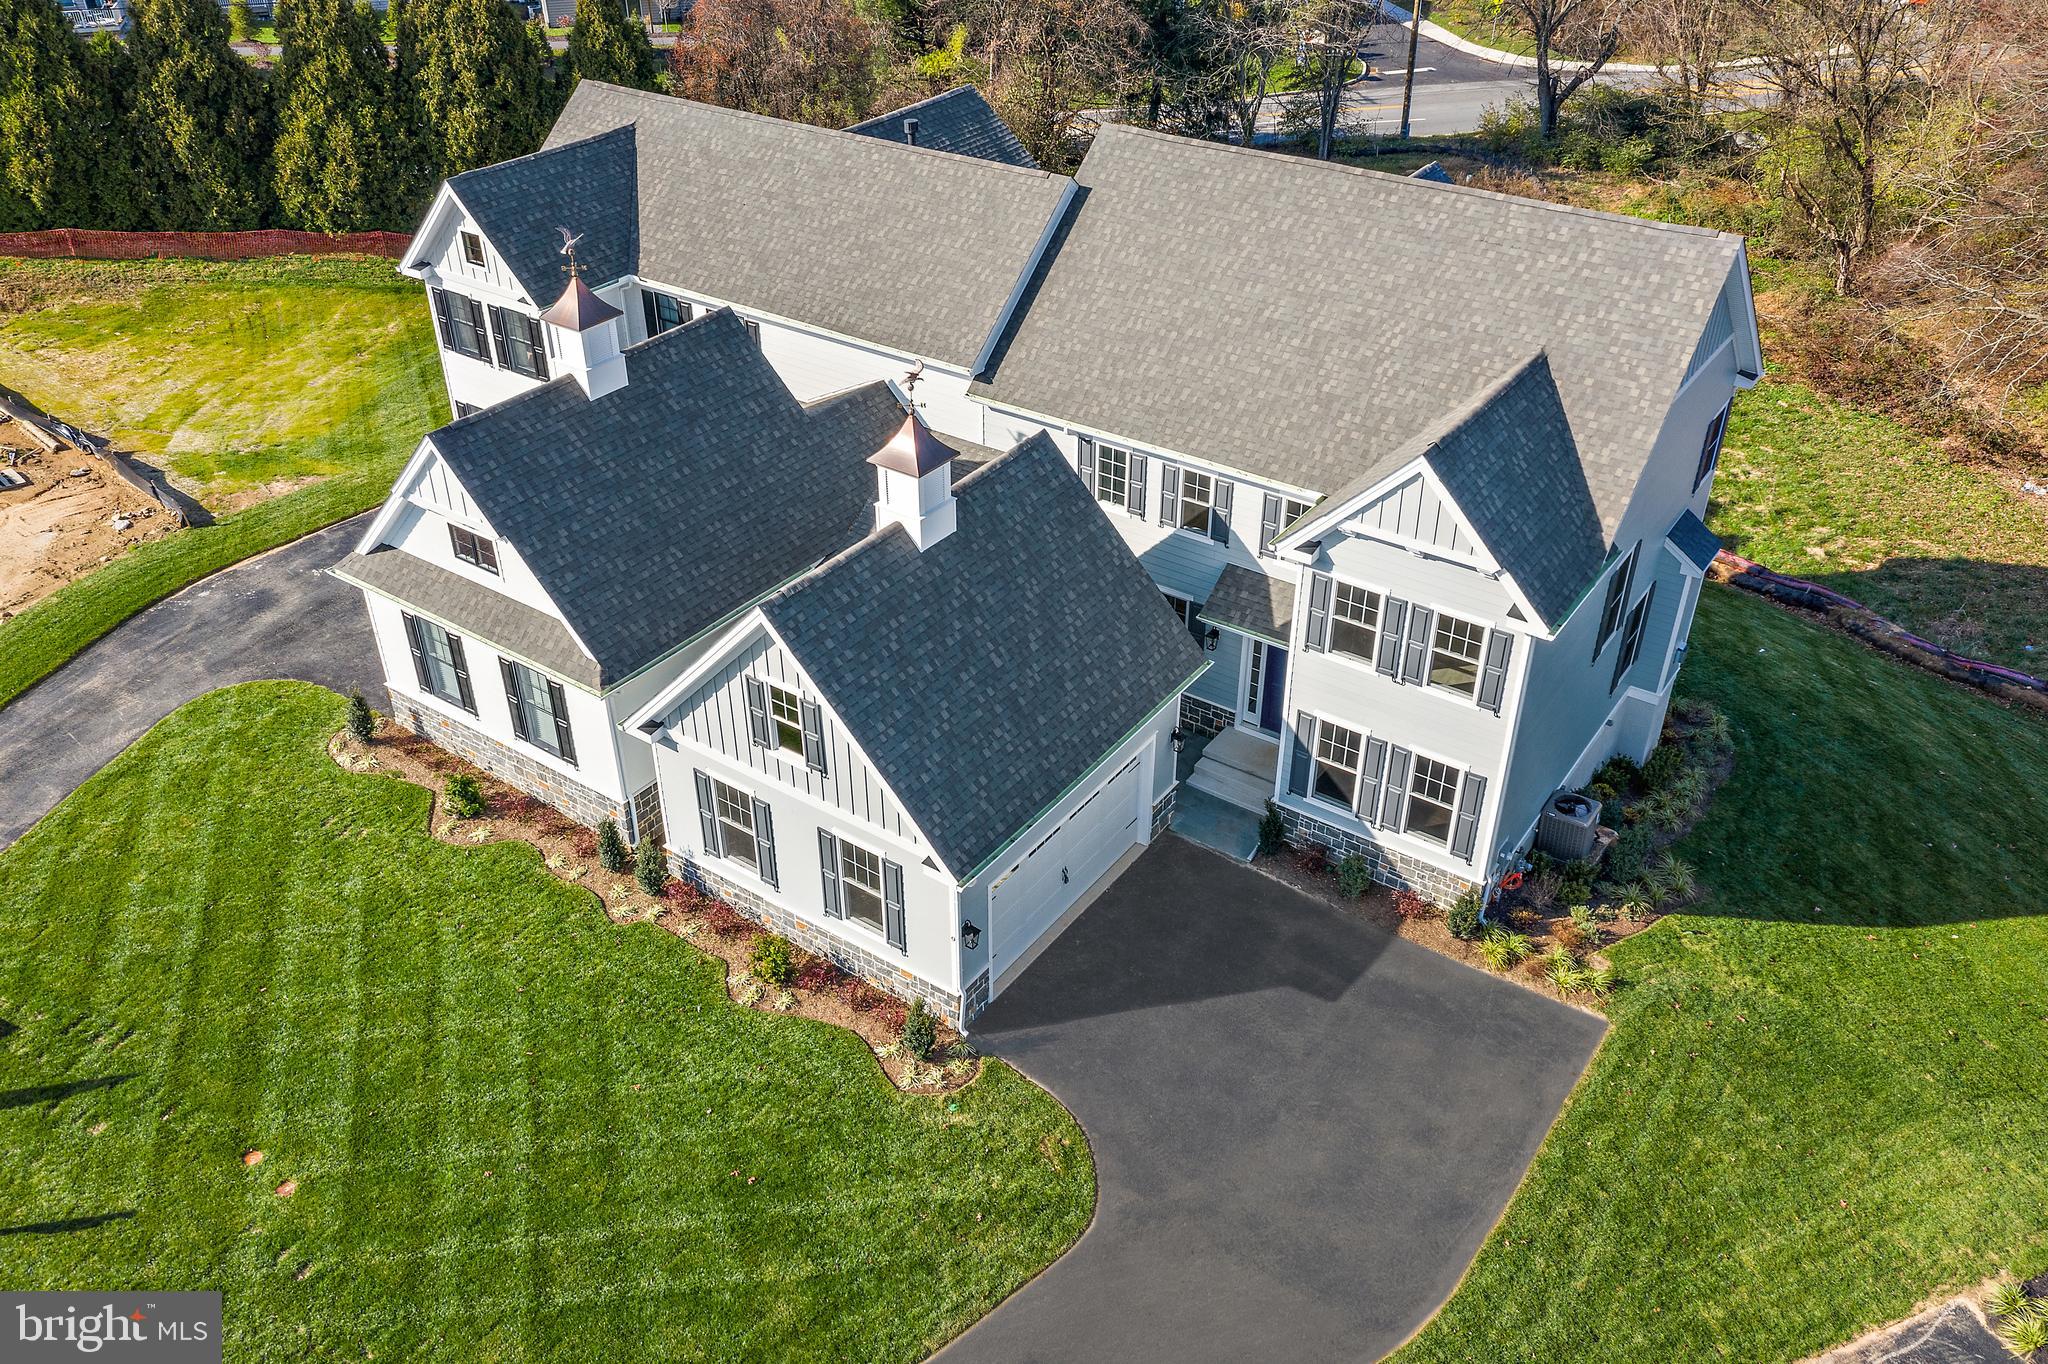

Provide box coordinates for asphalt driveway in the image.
[943,835,1607,1363]
[0,514,379,848]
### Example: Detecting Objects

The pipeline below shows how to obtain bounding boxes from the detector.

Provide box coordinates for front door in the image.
[1243,640,1289,735]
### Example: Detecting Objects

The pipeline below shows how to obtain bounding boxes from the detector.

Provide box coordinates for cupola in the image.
[540,231,627,400]
[869,404,956,551]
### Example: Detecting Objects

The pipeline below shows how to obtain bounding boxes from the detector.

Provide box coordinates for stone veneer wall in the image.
[669,851,965,1027]
[1178,694,1234,738]
[1275,803,1478,905]
[1150,788,1176,839]
[389,689,623,829]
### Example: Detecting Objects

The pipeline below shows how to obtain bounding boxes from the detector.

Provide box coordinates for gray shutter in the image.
[1127,453,1148,518]
[1358,736,1388,823]
[1076,436,1096,495]
[1451,771,1486,862]
[1401,606,1435,686]
[1380,746,1412,832]
[1209,479,1232,544]
[1260,493,1282,557]
[1186,598,1205,644]
[1613,584,1658,692]
[818,829,843,918]
[432,289,457,350]
[403,613,431,692]
[743,675,772,748]
[1287,711,1315,797]
[1159,465,1180,528]
[448,634,475,713]
[1376,599,1408,676]
[752,797,778,888]
[500,658,529,741]
[693,769,722,857]
[1478,631,1514,714]
[799,698,827,774]
[640,290,657,340]
[1304,572,1332,651]
[882,859,907,951]
[547,679,576,765]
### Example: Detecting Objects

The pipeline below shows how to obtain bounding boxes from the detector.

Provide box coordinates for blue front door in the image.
[1257,643,1288,733]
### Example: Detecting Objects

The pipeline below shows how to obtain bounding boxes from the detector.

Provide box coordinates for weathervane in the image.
[556,226,586,278]
[903,359,925,407]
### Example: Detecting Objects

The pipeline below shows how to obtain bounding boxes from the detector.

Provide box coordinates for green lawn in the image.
[0,683,1093,1362]
[1397,586,2048,1363]
[1716,378,2048,669]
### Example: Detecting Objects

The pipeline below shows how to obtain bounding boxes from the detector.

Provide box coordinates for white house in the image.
[341,81,1760,1022]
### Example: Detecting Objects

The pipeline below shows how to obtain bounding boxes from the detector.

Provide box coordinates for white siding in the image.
[1350,473,1477,557]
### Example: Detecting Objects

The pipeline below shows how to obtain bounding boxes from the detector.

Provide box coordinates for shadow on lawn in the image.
[0,1211,136,1236]
[0,1074,137,1110]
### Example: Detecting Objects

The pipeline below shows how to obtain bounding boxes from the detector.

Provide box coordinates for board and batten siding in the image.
[666,632,922,846]
[1349,473,1477,557]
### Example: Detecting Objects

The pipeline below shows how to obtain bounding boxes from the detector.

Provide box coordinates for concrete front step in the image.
[1187,757,1276,812]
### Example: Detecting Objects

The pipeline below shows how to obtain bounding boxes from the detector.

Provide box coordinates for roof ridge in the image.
[846,84,983,130]
[450,119,633,187]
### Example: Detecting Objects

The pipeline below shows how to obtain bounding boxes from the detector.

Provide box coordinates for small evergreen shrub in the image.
[1591,754,1643,796]
[1605,824,1653,886]
[346,690,375,743]
[634,836,668,895]
[1336,853,1373,898]
[1642,743,1685,791]
[901,998,937,1060]
[596,817,629,872]
[445,773,485,818]
[750,934,796,987]
[1446,887,1484,940]
[1257,800,1289,857]
[1558,860,1597,904]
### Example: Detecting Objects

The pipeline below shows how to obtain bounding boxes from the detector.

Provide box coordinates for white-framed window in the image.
[1330,580,1381,663]
[1164,591,1192,628]
[403,613,473,713]
[766,684,804,754]
[448,525,499,574]
[1429,612,1486,697]
[460,230,486,266]
[839,838,887,934]
[711,779,759,871]
[1178,470,1214,536]
[643,290,690,336]
[1406,755,1459,845]
[1596,545,1638,653]
[1095,444,1130,510]
[1311,719,1364,811]
[502,659,576,764]
[488,305,547,380]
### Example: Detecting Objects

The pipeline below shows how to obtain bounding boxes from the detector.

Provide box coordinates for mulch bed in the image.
[329,721,981,1095]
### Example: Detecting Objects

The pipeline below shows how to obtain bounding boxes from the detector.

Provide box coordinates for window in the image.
[1268,496,1311,554]
[711,779,758,871]
[1178,469,1214,535]
[766,684,804,754]
[431,288,489,361]
[641,290,690,337]
[1311,719,1364,811]
[404,613,474,713]
[839,838,887,934]
[1406,756,1459,845]
[460,230,486,266]
[1595,545,1638,653]
[1429,613,1485,697]
[1694,401,1730,489]
[1615,591,1653,681]
[1095,444,1130,509]
[502,659,576,763]
[1329,581,1381,663]
[1164,592,1192,628]
[448,525,499,574]
[488,305,547,379]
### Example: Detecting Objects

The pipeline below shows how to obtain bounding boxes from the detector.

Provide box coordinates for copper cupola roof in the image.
[541,274,625,331]
[868,409,955,477]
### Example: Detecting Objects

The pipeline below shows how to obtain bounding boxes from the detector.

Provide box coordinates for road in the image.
[1288,18,1540,137]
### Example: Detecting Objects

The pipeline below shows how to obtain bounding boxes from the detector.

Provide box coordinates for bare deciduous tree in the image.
[959,0,1141,168]
[1626,0,1740,101]
[1501,0,1638,139]
[670,0,880,127]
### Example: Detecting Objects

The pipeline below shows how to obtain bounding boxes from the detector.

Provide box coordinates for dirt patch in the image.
[328,723,982,1096]
[0,444,178,619]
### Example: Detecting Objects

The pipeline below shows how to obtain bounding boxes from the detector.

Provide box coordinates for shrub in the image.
[701,899,754,938]
[1544,946,1584,992]
[1389,889,1434,920]
[1642,743,1685,791]
[1257,801,1289,856]
[568,826,599,859]
[1521,871,1560,912]
[1988,1282,2034,1320]
[1558,859,1597,905]
[1578,963,1617,999]
[634,836,667,895]
[1591,754,1643,795]
[901,998,937,1060]
[793,955,840,992]
[842,977,896,1014]
[1479,929,1532,971]
[1336,853,1373,898]
[346,690,376,743]
[1446,888,1484,940]
[1294,842,1330,875]
[750,934,796,987]
[1585,781,1619,808]
[1605,824,1652,886]
[596,817,630,872]
[2004,1315,2048,1355]
[444,773,485,819]
[1647,855,1699,904]
[1569,904,1602,942]
[1552,920,1587,950]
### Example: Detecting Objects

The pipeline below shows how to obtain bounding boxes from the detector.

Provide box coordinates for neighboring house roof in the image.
[760,435,1206,878]
[1667,508,1722,573]
[538,83,1073,366]
[422,309,906,686]
[973,125,1744,538]
[1202,562,1296,645]
[443,125,641,306]
[845,86,1039,170]
[337,545,602,690]
[1409,160,1454,183]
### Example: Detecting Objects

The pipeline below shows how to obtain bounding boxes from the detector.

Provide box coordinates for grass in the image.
[0,257,442,710]
[0,683,1093,1362]
[1395,585,2048,1363]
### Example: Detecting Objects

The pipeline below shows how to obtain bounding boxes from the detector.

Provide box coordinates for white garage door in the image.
[989,754,1145,981]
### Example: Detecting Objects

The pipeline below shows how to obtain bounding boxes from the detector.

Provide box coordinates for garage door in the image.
[989,754,1145,984]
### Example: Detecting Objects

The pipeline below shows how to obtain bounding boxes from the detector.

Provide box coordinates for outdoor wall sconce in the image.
[961,921,982,951]
[1170,728,1186,753]
[1204,626,1220,652]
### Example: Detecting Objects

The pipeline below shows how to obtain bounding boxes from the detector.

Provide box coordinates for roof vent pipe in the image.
[903,117,920,146]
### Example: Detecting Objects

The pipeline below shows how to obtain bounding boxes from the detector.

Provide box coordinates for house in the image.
[346,81,1759,1022]
[845,86,1040,168]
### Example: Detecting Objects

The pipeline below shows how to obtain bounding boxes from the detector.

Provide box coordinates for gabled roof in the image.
[539,83,1073,366]
[444,125,640,306]
[845,86,1039,169]
[973,125,1745,537]
[423,309,905,685]
[1667,508,1722,573]
[760,435,1205,878]
[338,544,600,689]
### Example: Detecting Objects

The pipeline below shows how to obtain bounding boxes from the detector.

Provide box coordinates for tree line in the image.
[0,0,659,234]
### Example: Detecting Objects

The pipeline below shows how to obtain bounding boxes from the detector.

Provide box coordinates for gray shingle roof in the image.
[444,125,640,306]
[1202,562,1295,645]
[1667,507,1722,572]
[423,309,906,686]
[542,83,1072,366]
[973,125,1743,537]
[761,435,1206,878]
[845,86,1039,169]
[334,546,601,689]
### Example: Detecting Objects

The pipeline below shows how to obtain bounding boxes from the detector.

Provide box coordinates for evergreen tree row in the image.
[0,0,659,234]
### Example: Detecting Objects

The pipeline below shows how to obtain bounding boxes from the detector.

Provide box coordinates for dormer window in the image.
[449,525,499,574]
[460,230,486,266]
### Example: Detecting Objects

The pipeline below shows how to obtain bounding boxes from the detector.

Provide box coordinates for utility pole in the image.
[1398,0,1424,138]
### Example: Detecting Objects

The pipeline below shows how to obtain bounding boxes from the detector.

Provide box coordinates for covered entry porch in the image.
[1178,564,1295,859]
